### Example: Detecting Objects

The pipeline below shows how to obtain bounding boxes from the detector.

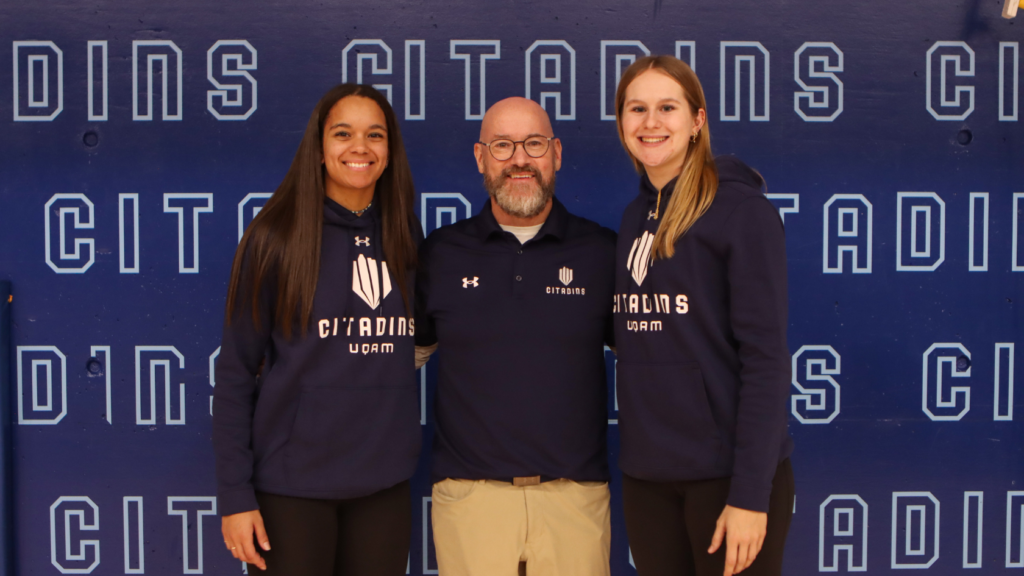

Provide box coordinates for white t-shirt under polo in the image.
[499,223,544,244]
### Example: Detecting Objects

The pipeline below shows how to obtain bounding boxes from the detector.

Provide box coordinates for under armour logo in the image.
[354,236,371,246]
[627,231,655,287]
[352,254,392,309]
[462,277,479,288]
[558,267,573,286]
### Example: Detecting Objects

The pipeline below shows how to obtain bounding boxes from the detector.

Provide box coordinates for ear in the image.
[473,143,486,174]
[552,138,563,172]
[693,108,707,134]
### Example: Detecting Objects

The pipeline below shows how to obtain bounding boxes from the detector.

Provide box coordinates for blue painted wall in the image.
[1,0,1022,573]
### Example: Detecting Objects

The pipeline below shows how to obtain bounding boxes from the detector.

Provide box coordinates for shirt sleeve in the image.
[723,195,790,513]
[211,258,274,517]
[603,230,617,348]
[414,238,439,347]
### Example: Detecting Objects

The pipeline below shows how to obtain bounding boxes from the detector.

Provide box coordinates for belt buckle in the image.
[513,476,541,487]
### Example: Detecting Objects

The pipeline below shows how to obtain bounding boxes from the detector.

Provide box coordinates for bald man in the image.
[414,98,616,576]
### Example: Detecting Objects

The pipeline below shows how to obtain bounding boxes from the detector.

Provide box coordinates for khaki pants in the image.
[431,478,611,576]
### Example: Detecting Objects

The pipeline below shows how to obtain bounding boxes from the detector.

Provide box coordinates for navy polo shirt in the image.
[416,197,616,483]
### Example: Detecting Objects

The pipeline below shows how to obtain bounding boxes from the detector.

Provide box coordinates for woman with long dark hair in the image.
[611,56,794,576]
[213,84,421,575]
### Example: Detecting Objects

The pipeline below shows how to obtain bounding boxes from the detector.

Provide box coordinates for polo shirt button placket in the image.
[512,247,526,298]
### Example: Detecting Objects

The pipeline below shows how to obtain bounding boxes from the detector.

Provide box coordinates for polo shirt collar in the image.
[475,196,569,243]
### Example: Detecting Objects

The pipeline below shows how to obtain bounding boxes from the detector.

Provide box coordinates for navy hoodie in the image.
[613,155,792,513]
[213,197,422,516]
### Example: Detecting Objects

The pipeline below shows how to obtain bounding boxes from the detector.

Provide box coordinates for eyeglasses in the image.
[479,137,554,161]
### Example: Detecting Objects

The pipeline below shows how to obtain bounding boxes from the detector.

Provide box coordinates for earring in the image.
[690,131,698,143]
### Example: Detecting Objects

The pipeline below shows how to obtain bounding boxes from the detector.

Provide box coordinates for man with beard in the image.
[415,97,616,576]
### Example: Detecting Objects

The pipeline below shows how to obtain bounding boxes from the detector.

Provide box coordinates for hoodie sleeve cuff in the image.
[726,477,773,513]
[219,488,260,517]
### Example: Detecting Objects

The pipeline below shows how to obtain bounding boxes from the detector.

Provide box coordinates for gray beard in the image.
[484,165,556,219]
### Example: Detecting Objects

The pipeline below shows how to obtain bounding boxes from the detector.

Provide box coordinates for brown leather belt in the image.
[512,476,542,486]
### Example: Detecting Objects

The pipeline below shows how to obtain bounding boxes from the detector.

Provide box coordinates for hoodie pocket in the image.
[284,386,420,493]
[616,361,721,474]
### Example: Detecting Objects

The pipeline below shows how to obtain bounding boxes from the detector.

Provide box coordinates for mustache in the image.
[500,165,541,181]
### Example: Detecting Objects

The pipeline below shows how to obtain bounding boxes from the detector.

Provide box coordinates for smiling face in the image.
[620,68,706,187]
[321,95,389,207]
[475,97,562,223]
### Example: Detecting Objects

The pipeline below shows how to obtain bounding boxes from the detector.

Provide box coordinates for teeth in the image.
[640,137,667,143]
[346,162,370,168]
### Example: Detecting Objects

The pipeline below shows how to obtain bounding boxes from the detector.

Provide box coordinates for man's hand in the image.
[222,510,271,571]
[707,504,767,576]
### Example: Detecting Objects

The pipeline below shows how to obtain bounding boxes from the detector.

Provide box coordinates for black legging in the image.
[622,459,794,576]
[249,481,410,576]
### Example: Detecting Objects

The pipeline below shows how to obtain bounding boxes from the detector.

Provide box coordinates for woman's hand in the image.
[707,504,767,575]
[222,510,271,571]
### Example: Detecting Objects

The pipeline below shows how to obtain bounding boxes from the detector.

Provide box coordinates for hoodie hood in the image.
[324,195,379,229]
[639,154,764,211]
[715,154,765,190]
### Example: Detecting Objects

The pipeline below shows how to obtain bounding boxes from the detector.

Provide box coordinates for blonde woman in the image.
[611,55,794,576]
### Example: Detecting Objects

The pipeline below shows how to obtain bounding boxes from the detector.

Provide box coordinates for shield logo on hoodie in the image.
[627,231,655,286]
[352,254,392,309]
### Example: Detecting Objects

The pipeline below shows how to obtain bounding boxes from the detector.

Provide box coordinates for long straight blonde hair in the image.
[615,55,718,260]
